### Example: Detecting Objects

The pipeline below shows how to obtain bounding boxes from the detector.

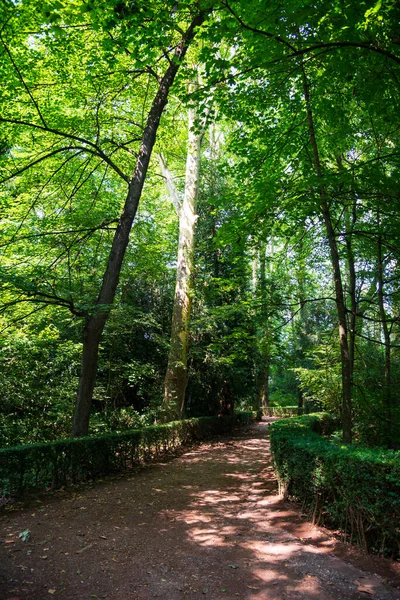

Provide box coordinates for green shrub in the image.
[263,406,309,417]
[293,344,341,413]
[270,414,400,558]
[268,391,298,407]
[0,412,255,498]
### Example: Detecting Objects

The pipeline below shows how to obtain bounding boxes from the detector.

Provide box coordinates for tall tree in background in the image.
[158,78,206,420]
[72,17,206,436]
[300,64,353,443]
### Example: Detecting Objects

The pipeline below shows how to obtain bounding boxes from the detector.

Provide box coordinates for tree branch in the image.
[0,118,130,182]
[0,33,48,127]
[222,1,400,65]
[0,219,118,248]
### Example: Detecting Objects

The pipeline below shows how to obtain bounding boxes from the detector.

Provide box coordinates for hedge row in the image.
[0,411,256,498]
[270,414,400,558]
[263,406,309,417]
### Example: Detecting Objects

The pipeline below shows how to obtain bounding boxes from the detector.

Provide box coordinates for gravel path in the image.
[1,419,400,600]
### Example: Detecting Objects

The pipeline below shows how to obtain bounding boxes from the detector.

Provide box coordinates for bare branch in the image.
[0,219,118,248]
[0,147,88,184]
[0,33,48,127]
[355,331,400,348]
[0,118,130,182]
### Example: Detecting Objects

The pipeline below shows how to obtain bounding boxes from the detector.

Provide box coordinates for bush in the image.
[0,411,256,499]
[293,344,341,413]
[263,406,309,417]
[270,414,400,558]
[268,391,298,407]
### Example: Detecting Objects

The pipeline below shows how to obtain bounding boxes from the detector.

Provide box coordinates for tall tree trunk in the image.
[295,228,308,410]
[162,95,204,421]
[259,354,270,408]
[257,242,270,409]
[301,67,353,443]
[377,210,392,446]
[344,196,357,379]
[71,13,205,437]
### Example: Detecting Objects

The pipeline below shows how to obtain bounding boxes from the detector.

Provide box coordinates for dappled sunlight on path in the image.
[1,420,400,599]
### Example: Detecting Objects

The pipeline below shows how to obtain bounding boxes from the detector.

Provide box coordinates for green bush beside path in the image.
[0,411,255,498]
[270,414,400,558]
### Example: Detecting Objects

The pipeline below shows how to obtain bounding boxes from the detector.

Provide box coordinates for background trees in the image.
[0,0,399,447]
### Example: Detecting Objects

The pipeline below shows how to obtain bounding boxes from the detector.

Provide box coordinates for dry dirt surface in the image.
[1,419,400,600]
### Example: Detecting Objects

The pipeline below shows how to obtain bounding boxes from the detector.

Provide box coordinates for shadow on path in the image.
[1,420,399,599]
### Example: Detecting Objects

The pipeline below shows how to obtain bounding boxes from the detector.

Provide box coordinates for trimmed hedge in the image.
[263,406,309,417]
[0,411,256,498]
[270,414,400,558]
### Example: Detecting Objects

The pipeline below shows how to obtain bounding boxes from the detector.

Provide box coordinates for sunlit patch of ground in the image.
[1,420,399,600]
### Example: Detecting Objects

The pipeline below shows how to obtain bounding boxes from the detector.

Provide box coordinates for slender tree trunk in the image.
[377,211,392,446]
[295,229,308,409]
[301,67,352,443]
[162,95,203,420]
[71,13,205,437]
[344,197,357,378]
[209,124,221,278]
[251,246,258,297]
[260,355,270,408]
[257,242,270,408]
[297,388,304,411]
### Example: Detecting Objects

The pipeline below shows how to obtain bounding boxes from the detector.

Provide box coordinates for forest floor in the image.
[1,419,400,600]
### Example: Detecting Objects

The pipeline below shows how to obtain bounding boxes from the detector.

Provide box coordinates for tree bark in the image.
[257,242,270,409]
[377,211,392,446]
[71,13,205,437]
[162,94,203,421]
[301,67,353,443]
[344,196,357,378]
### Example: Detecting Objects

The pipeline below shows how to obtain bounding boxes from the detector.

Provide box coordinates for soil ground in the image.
[1,419,400,600]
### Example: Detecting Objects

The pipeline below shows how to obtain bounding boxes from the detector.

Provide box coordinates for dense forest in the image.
[0,0,399,450]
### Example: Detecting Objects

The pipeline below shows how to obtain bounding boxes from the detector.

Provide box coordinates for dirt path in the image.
[1,420,400,600]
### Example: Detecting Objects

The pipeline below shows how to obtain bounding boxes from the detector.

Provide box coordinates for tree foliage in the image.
[0,0,399,446]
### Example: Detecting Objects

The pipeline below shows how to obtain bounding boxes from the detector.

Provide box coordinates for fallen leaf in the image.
[228,564,239,569]
[357,586,375,595]
[18,530,31,543]
[355,578,378,595]
[48,590,56,595]
[76,544,93,554]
